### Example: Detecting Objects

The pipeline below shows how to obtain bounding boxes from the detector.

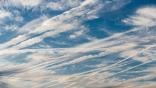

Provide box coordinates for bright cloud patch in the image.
[12,0,42,7]
[47,0,83,11]
[0,0,42,7]
[123,7,156,26]
[0,10,11,19]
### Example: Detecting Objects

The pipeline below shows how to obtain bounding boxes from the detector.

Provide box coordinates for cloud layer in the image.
[0,0,156,88]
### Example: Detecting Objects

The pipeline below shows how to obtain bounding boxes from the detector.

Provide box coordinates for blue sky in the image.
[0,0,156,88]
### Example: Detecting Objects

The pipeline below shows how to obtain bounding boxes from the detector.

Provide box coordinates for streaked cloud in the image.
[0,0,155,88]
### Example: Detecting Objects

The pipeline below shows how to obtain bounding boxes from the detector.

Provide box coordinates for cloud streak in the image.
[0,0,156,88]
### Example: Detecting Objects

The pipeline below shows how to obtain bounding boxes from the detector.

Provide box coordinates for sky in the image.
[0,0,156,88]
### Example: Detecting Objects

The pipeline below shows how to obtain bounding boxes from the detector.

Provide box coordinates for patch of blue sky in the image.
[112,60,156,80]
[4,53,31,64]
[0,30,16,43]
[85,0,156,39]
[49,52,128,75]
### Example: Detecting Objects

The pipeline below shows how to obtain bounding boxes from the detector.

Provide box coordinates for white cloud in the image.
[0,0,131,50]
[0,1,155,88]
[69,30,85,39]
[136,6,156,19]
[46,0,82,11]
[0,23,155,88]
[123,6,156,26]
[0,10,12,19]
[0,0,102,49]
[0,0,42,8]
[46,2,64,11]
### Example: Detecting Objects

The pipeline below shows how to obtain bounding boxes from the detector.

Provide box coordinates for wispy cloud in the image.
[0,0,156,88]
[46,0,83,11]
[0,0,42,7]
[123,6,156,26]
